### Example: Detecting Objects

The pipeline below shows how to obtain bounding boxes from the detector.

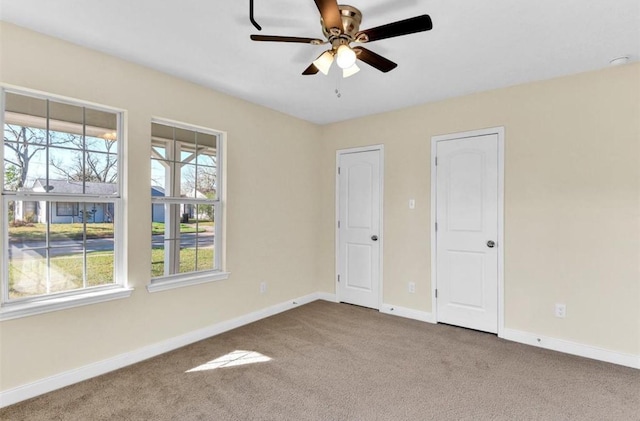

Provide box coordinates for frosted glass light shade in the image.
[343,63,360,78]
[313,51,334,75]
[336,45,357,69]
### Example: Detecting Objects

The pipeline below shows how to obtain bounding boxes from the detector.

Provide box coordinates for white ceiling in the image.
[1,0,638,124]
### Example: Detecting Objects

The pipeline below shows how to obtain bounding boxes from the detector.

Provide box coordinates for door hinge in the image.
[337,274,341,283]
[338,220,340,229]
[435,157,438,166]
[435,289,438,298]
[338,167,341,175]
[435,222,438,232]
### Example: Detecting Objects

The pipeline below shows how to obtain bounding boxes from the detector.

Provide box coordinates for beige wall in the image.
[1,22,639,395]
[318,63,640,355]
[0,23,323,391]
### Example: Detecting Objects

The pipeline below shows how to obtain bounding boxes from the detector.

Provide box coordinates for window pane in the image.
[48,128,81,147]
[196,247,214,272]
[87,250,114,287]
[196,132,217,149]
[49,147,83,189]
[196,150,216,167]
[8,200,46,247]
[85,135,117,154]
[196,166,216,199]
[151,122,175,142]
[151,143,167,159]
[8,248,48,299]
[151,235,165,278]
[48,247,84,293]
[85,108,118,143]
[5,92,47,121]
[181,164,197,197]
[49,100,84,127]
[179,247,196,274]
[176,127,196,147]
[85,152,118,185]
[6,199,117,300]
[4,125,48,147]
[151,159,169,196]
[4,143,46,192]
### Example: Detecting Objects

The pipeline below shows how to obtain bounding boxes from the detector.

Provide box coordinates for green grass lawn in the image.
[9,223,115,242]
[9,221,210,242]
[151,222,209,235]
[151,247,214,277]
[9,247,214,299]
[8,250,115,299]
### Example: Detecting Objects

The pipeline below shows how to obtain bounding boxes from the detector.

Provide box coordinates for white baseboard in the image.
[313,292,338,303]
[501,328,640,369]
[3,295,636,408]
[380,303,436,324]
[0,292,334,408]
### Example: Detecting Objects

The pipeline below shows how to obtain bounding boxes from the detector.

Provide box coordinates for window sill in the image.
[147,271,230,293]
[0,287,134,321]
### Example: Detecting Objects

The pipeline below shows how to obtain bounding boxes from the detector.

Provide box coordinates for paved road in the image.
[9,232,214,259]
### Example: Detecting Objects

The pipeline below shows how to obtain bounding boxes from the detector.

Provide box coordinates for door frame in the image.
[430,127,505,336]
[335,145,384,309]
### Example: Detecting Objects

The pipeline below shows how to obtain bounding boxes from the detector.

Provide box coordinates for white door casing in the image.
[336,146,383,309]
[431,128,504,334]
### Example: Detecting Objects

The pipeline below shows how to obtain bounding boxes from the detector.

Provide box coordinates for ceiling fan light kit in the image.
[336,44,357,69]
[313,50,335,75]
[250,0,433,78]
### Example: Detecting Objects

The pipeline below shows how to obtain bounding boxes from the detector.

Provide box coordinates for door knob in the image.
[371,235,378,241]
[487,240,495,248]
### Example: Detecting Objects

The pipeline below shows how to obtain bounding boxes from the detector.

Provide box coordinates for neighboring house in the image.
[181,188,213,221]
[151,186,165,223]
[14,179,117,224]
[14,182,210,224]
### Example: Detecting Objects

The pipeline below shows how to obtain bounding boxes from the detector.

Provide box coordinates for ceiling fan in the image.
[250,0,433,78]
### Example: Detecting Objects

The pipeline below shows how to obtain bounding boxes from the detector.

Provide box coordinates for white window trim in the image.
[0,86,130,317]
[0,286,133,321]
[149,117,227,291]
[146,270,230,293]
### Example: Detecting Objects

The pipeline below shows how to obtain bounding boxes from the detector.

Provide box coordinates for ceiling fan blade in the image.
[314,0,343,33]
[250,34,324,44]
[354,47,398,73]
[356,15,432,43]
[302,63,320,75]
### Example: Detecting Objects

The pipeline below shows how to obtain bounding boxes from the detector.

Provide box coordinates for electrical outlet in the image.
[409,199,416,209]
[260,281,267,294]
[408,282,416,293]
[555,303,566,318]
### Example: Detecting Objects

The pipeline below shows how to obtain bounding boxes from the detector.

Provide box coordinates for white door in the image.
[337,148,382,309]
[435,134,499,333]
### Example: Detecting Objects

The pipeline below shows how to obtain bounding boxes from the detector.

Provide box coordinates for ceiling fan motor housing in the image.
[322,5,362,41]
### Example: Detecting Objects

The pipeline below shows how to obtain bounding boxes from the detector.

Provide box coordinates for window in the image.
[56,202,79,216]
[1,88,130,319]
[148,119,227,291]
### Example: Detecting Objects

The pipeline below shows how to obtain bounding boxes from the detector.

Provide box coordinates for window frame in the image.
[55,201,80,217]
[148,117,228,293]
[0,86,131,320]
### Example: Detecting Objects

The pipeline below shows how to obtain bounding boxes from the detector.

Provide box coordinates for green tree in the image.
[3,125,47,190]
[4,164,20,190]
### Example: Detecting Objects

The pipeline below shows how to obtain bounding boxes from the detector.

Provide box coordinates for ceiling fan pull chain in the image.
[335,71,342,98]
[250,0,262,31]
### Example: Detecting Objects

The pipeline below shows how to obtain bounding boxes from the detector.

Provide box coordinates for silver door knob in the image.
[487,240,495,248]
[371,235,378,241]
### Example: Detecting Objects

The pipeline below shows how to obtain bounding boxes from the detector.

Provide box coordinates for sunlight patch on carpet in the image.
[186,350,272,373]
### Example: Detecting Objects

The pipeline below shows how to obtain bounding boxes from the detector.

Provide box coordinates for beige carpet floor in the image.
[2,300,639,420]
